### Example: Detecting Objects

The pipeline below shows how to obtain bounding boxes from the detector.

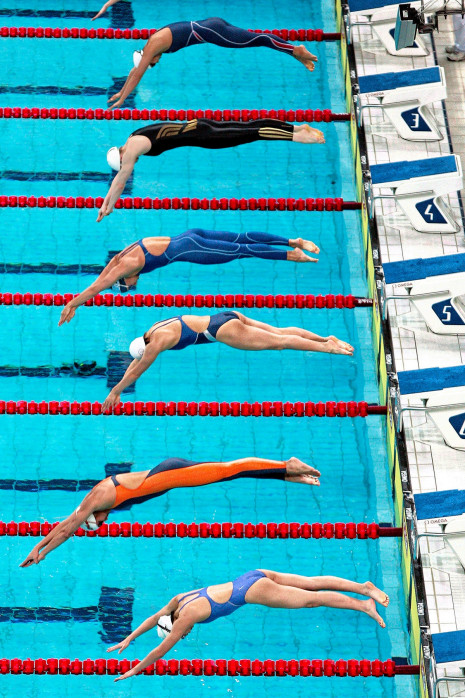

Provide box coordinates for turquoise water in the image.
[0,0,416,696]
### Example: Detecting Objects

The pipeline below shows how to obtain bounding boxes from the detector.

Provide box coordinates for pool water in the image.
[0,0,416,696]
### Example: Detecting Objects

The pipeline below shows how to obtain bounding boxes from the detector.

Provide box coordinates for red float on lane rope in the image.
[0,107,350,122]
[0,196,361,211]
[0,27,341,41]
[0,401,387,417]
[0,520,402,539]
[0,293,373,309]
[0,657,417,676]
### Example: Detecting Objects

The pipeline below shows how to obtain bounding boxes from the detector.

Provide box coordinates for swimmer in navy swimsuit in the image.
[108,570,389,679]
[102,311,354,410]
[58,229,320,325]
[20,456,320,567]
[98,118,325,222]
[107,17,318,109]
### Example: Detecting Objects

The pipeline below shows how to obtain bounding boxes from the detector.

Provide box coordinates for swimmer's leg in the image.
[195,18,295,54]
[166,233,289,263]
[221,313,354,354]
[244,577,386,627]
[149,457,317,491]
[195,18,317,70]
[219,456,321,485]
[186,118,324,148]
[181,229,318,259]
[183,228,291,246]
[259,571,389,607]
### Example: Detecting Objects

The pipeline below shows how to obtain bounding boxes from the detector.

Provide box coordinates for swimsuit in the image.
[163,18,295,56]
[116,229,290,293]
[177,570,267,623]
[144,311,239,350]
[111,458,287,510]
[135,229,289,274]
[130,118,294,158]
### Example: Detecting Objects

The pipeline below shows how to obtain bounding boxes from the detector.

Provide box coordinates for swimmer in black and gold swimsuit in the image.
[97,117,325,222]
[130,118,296,157]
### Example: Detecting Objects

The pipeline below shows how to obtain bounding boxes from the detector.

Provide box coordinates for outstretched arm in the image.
[19,492,99,567]
[102,343,162,410]
[112,613,195,681]
[108,33,169,109]
[97,151,138,223]
[107,597,179,654]
[92,0,120,20]
[108,60,160,110]
[58,259,137,326]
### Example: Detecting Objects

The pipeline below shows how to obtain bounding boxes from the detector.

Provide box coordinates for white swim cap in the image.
[129,336,145,360]
[84,513,100,531]
[106,146,121,172]
[157,615,173,639]
[133,49,143,68]
[133,48,154,69]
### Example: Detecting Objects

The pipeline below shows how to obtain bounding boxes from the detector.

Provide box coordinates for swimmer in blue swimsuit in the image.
[108,570,389,680]
[102,312,354,411]
[107,17,318,109]
[58,229,320,325]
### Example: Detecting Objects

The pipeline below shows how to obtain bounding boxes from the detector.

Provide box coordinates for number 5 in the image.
[442,305,452,323]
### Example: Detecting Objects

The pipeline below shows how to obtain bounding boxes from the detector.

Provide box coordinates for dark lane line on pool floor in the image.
[0,171,111,182]
[0,461,133,493]
[0,586,134,643]
[0,170,133,194]
[0,1,134,26]
[0,263,104,274]
[0,353,135,392]
[0,77,136,110]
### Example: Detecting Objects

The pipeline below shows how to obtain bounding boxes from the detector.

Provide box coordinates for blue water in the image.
[0,0,416,696]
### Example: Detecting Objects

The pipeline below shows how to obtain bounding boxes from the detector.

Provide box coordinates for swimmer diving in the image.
[19,456,320,566]
[93,15,317,110]
[98,118,325,222]
[107,569,388,682]
[100,312,354,410]
[58,229,319,323]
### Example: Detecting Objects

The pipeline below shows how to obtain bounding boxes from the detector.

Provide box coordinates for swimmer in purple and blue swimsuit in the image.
[107,17,318,109]
[107,570,390,681]
[58,229,320,325]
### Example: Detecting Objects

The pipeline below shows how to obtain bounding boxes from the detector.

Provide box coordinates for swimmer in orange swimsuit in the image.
[19,456,320,567]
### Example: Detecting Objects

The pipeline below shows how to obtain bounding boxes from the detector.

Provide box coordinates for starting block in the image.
[369,155,462,233]
[357,67,446,141]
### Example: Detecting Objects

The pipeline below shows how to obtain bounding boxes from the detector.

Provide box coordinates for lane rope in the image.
[0,293,373,309]
[0,401,388,416]
[0,196,361,211]
[0,107,350,122]
[0,658,418,676]
[0,27,341,41]
[0,521,402,539]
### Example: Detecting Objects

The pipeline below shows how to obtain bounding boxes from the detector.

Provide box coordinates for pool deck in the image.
[350,11,465,697]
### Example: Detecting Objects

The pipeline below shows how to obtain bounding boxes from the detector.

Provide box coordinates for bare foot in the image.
[327,335,354,354]
[362,581,390,607]
[322,338,354,356]
[289,237,320,254]
[363,598,386,628]
[292,45,317,71]
[293,124,325,145]
[287,248,318,263]
[285,456,321,486]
